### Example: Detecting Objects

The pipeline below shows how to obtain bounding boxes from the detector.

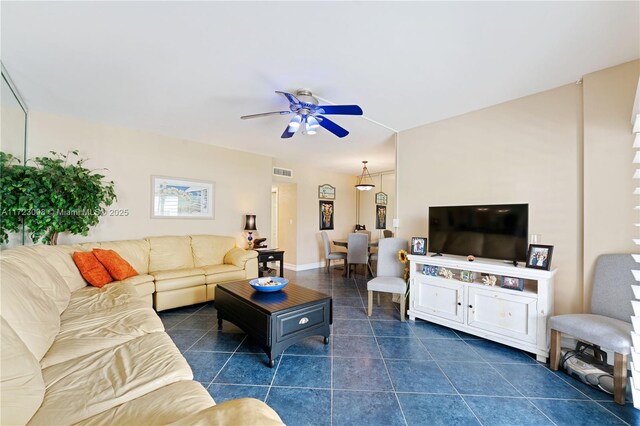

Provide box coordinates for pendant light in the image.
[355,161,375,191]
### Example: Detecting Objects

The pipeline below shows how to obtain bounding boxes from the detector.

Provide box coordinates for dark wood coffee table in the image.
[215,280,332,367]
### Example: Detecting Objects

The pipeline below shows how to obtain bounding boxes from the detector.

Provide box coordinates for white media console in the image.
[408,254,556,362]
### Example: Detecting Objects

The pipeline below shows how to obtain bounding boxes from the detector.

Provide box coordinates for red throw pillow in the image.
[72,251,113,288]
[93,248,138,281]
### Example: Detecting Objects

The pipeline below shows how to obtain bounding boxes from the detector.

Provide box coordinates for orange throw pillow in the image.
[72,251,113,288]
[93,248,138,281]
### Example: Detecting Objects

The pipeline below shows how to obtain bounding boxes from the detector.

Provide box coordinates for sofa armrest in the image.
[223,247,258,269]
[166,398,284,426]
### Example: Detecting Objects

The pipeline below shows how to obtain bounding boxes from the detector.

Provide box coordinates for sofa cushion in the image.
[151,267,206,281]
[167,398,284,426]
[190,235,236,267]
[148,236,194,272]
[0,317,45,426]
[30,332,193,425]
[75,381,214,425]
[0,246,71,314]
[62,282,142,320]
[93,248,139,281]
[73,251,114,288]
[155,275,207,292]
[121,273,155,287]
[42,305,164,368]
[31,245,89,292]
[204,264,246,284]
[0,262,60,360]
[99,239,151,274]
[224,247,258,269]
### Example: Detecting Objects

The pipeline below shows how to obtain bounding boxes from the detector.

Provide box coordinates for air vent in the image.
[273,167,293,178]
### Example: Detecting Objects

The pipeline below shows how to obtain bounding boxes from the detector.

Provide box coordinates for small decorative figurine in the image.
[439,267,453,280]
[482,275,497,286]
[467,255,475,262]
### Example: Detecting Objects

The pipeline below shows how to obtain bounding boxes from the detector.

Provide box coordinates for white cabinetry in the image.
[408,254,556,362]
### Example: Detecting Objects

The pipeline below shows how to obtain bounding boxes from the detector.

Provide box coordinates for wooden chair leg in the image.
[346,264,350,278]
[377,292,380,306]
[399,294,405,322]
[614,352,628,405]
[368,291,373,317]
[367,262,374,278]
[550,329,561,371]
[326,259,330,273]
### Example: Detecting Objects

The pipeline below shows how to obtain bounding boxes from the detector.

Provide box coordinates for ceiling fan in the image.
[240,89,363,139]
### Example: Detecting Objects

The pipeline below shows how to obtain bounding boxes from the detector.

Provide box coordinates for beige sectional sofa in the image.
[0,239,282,425]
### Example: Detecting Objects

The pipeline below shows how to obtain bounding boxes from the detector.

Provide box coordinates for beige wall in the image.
[398,60,640,315]
[398,84,583,315]
[358,171,396,239]
[583,60,639,307]
[273,160,357,268]
[24,111,273,247]
[275,183,298,264]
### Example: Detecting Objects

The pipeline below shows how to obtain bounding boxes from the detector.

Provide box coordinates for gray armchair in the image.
[549,254,635,404]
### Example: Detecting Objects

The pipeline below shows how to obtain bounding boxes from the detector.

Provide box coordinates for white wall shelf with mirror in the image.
[408,254,556,362]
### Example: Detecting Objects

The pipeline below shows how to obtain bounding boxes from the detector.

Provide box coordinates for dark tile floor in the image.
[160,268,639,426]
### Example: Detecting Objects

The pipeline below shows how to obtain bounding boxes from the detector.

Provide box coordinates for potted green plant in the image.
[0,150,116,245]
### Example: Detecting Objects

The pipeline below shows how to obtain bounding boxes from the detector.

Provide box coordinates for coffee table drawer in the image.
[277,304,327,341]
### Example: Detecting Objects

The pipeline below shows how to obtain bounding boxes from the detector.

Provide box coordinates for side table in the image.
[256,249,284,278]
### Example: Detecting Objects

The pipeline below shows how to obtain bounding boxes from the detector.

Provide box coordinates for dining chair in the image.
[383,230,393,238]
[347,233,373,278]
[320,231,347,273]
[367,238,408,321]
[549,254,634,404]
[356,229,372,241]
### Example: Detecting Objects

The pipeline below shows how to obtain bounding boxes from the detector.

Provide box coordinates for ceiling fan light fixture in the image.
[305,115,319,135]
[288,114,301,131]
[355,160,375,191]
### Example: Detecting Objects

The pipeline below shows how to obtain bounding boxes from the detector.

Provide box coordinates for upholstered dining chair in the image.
[321,231,347,273]
[383,230,393,238]
[550,254,635,405]
[367,238,408,321]
[347,233,373,278]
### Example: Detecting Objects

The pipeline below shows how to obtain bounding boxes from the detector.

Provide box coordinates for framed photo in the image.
[376,205,387,229]
[460,270,474,283]
[318,184,335,200]
[526,244,554,270]
[375,192,388,205]
[422,265,438,276]
[151,176,214,219]
[411,237,427,255]
[501,276,524,291]
[319,200,334,230]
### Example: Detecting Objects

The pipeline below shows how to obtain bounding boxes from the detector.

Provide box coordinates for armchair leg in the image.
[368,291,373,317]
[614,352,628,405]
[399,294,405,322]
[550,329,561,371]
[377,292,380,306]
[326,259,330,273]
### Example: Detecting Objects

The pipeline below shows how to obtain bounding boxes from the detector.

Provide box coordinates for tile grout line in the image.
[263,352,284,403]
[205,334,248,390]
[355,275,409,426]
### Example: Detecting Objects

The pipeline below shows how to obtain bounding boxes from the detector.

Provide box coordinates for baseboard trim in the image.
[284,261,325,272]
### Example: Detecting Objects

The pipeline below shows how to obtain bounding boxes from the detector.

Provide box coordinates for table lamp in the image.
[244,214,257,249]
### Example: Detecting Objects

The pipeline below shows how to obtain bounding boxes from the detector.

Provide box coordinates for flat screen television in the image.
[428,204,529,262]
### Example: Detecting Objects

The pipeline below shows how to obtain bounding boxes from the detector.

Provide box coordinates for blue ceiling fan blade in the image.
[316,105,363,115]
[317,116,349,138]
[275,91,300,107]
[281,125,295,138]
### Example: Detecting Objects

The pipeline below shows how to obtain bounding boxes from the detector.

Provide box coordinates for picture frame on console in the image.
[526,244,554,271]
[501,276,524,291]
[411,237,427,255]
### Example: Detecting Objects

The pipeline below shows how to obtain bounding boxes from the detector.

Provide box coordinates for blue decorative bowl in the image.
[249,277,289,292]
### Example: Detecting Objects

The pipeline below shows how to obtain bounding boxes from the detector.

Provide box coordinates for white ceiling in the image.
[2,1,638,175]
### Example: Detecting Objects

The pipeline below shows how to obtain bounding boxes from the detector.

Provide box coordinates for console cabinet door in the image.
[413,277,464,323]
[467,287,537,343]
